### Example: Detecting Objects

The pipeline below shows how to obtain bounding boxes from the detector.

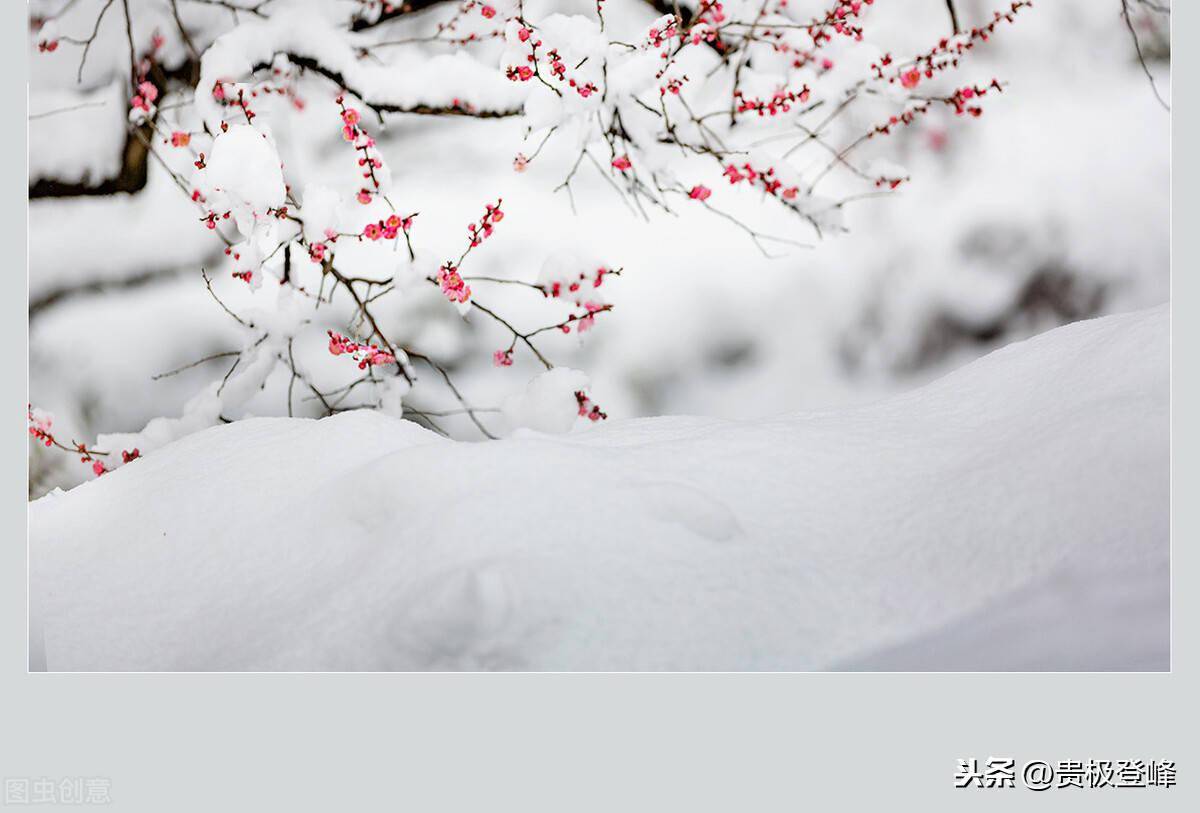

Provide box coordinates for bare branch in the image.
[1120,0,1170,111]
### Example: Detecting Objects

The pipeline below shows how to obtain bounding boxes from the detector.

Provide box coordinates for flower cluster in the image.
[660,76,689,96]
[337,97,386,205]
[646,15,680,50]
[506,29,600,100]
[898,1,1032,82]
[361,213,414,242]
[947,82,1001,117]
[569,77,599,98]
[211,82,262,126]
[506,64,534,82]
[438,264,472,304]
[201,209,232,230]
[223,244,258,284]
[131,80,158,114]
[575,391,607,422]
[467,201,504,247]
[694,2,727,32]
[868,81,1003,138]
[308,228,339,263]
[28,407,54,447]
[327,331,396,368]
[544,265,612,304]
[734,87,811,117]
[546,49,567,80]
[219,64,306,116]
[807,0,874,46]
[28,406,140,478]
[505,24,545,84]
[723,162,802,201]
[540,263,616,334]
[574,301,609,333]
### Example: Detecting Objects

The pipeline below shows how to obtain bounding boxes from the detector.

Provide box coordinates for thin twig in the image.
[152,350,241,380]
[1120,0,1170,111]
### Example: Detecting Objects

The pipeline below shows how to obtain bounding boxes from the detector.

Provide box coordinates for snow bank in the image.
[29,306,1169,671]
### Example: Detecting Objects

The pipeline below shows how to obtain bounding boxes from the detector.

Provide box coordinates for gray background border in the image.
[2,2,1194,809]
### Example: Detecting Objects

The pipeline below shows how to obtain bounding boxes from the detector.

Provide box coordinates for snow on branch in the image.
[195,10,526,129]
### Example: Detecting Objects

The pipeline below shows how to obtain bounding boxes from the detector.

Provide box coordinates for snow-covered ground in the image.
[29,306,1168,671]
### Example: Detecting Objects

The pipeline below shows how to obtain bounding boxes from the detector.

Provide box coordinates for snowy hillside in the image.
[29,306,1169,671]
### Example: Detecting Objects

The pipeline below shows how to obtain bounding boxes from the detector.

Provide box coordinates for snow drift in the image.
[28,306,1169,671]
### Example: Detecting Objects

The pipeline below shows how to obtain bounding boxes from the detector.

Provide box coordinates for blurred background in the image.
[28,0,1170,497]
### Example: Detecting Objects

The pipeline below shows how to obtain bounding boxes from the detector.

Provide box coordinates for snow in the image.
[29,164,220,305]
[204,125,286,216]
[501,367,590,433]
[29,306,1168,671]
[837,557,1170,672]
[28,81,126,185]
[194,9,523,133]
[297,183,342,244]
